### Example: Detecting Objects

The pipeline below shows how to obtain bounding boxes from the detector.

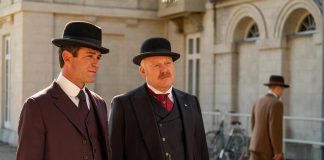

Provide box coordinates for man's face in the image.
[63,47,102,88]
[139,56,175,92]
[273,85,284,97]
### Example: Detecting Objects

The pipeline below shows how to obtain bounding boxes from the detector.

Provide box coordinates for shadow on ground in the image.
[0,142,16,160]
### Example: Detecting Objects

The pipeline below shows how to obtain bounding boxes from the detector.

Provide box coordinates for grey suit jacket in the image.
[108,84,209,160]
[249,93,283,155]
[17,82,111,160]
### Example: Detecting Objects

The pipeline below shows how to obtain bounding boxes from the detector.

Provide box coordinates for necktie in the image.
[147,87,174,112]
[77,90,89,120]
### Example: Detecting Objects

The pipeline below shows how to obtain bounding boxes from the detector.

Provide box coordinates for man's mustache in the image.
[159,72,171,79]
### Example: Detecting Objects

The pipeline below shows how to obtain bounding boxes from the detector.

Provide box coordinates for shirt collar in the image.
[56,72,85,97]
[146,83,173,95]
[268,90,279,98]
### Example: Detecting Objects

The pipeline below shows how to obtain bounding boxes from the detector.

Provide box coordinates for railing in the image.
[202,111,324,146]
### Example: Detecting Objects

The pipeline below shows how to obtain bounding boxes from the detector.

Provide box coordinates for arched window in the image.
[245,23,259,40]
[297,14,316,33]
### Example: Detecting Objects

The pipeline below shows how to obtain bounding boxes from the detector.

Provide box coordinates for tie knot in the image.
[156,93,169,98]
[77,90,86,102]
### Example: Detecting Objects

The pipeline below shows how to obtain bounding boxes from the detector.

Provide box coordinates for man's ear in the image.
[62,50,72,65]
[139,66,146,78]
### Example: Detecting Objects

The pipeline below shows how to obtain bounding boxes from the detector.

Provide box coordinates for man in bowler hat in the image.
[249,75,289,160]
[17,21,111,160]
[108,37,209,160]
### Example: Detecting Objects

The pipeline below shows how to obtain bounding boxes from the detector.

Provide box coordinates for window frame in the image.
[185,33,201,97]
[3,35,11,128]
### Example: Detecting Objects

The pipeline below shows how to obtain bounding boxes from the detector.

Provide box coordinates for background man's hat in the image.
[133,37,180,65]
[264,75,289,88]
[52,21,109,54]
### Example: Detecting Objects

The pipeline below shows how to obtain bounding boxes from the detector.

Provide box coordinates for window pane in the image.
[196,37,200,54]
[246,23,259,39]
[6,39,9,54]
[196,59,200,97]
[188,60,193,94]
[189,38,193,54]
[298,14,316,33]
[3,36,11,124]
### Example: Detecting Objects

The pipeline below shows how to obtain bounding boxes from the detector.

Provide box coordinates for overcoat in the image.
[249,93,283,156]
[17,82,111,160]
[109,84,209,160]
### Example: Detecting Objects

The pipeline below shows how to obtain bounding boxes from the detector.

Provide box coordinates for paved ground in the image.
[0,142,16,160]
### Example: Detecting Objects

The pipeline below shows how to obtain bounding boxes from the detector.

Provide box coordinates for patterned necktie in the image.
[77,90,89,120]
[147,87,174,112]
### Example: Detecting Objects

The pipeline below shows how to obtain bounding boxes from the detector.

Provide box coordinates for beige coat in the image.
[249,93,283,156]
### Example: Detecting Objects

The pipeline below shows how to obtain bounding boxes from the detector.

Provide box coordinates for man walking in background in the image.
[109,37,209,160]
[250,75,289,160]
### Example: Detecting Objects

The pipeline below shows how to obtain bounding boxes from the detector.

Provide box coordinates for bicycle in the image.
[206,111,250,160]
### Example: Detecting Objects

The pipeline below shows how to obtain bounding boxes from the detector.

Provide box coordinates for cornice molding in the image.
[0,1,159,20]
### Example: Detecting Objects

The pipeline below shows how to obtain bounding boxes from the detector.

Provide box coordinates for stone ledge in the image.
[0,128,18,147]
[0,1,159,20]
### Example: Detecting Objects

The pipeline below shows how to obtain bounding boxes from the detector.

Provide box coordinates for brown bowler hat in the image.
[264,75,289,88]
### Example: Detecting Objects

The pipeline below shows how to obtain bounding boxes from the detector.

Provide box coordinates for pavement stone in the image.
[0,142,16,160]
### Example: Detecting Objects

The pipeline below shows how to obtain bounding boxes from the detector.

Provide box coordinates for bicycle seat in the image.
[231,121,241,125]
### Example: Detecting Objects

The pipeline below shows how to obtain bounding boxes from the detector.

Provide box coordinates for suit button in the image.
[162,137,166,142]
[82,140,87,144]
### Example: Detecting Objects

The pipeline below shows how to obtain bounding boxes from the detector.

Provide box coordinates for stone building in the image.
[0,0,323,159]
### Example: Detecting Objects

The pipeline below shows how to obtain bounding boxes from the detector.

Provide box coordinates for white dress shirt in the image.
[56,73,90,109]
[146,83,174,102]
[268,90,279,99]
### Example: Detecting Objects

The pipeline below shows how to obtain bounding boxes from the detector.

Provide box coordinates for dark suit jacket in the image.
[108,84,209,160]
[17,82,111,160]
[249,93,283,156]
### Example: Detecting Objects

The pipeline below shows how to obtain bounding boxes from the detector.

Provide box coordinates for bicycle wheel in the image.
[206,131,225,160]
[239,136,250,160]
[226,133,245,160]
[206,131,218,159]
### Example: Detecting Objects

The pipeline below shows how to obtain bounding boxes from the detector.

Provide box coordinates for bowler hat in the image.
[52,21,109,54]
[264,75,289,88]
[133,37,180,65]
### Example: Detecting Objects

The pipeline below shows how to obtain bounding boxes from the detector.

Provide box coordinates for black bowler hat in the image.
[133,37,180,65]
[52,21,109,54]
[264,75,289,88]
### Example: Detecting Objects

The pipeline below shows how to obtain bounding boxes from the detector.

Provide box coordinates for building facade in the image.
[0,0,323,159]
[0,0,187,145]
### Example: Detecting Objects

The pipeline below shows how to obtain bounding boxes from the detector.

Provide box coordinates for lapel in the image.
[131,84,164,160]
[173,89,194,160]
[50,82,87,137]
[85,88,109,146]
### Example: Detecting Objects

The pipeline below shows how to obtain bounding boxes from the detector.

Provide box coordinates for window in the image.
[297,14,316,33]
[245,23,259,40]
[3,35,11,128]
[186,34,200,97]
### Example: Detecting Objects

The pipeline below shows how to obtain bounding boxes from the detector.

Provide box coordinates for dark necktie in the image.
[147,87,174,112]
[77,90,89,120]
